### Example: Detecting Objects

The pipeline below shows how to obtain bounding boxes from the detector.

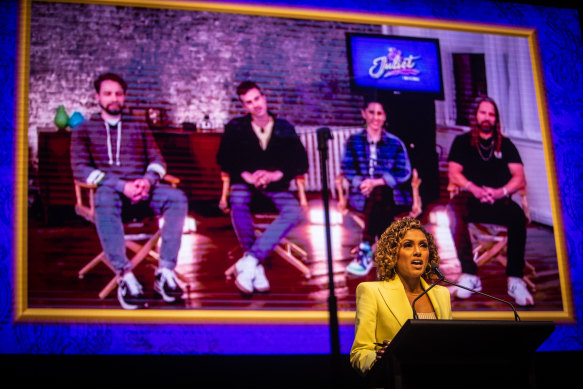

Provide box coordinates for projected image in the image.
[19,0,570,321]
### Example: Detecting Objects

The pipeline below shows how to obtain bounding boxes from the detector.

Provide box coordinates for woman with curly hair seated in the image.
[350,217,452,377]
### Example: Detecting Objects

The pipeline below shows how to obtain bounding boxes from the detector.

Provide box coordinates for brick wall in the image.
[28,2,381,164]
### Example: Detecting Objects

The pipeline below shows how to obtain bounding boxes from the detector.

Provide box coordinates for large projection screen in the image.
[15,0,573,325]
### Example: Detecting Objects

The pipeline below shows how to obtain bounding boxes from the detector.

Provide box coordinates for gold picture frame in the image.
[15,0,573,324]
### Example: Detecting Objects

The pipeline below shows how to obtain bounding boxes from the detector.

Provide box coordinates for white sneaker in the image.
[508,277,534,306]
[346,242,374,276]
[154,268,184,303]
[454,273,482,299]
[117,271,147,310]
[253,264,270,293]
[234,253,258,294]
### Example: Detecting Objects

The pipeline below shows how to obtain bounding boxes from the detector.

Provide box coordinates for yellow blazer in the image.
[350,277,452,375]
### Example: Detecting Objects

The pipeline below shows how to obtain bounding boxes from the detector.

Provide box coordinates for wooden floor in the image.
[27,196,562,313]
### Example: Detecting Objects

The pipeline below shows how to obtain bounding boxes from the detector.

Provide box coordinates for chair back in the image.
[74,181,97,223]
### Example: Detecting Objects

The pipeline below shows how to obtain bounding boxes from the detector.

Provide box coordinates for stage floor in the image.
[25,196,563,316]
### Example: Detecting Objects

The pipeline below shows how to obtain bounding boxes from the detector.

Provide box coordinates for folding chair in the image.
[447,182,536,291]
[75,175,180,299]
[220,172,311,279]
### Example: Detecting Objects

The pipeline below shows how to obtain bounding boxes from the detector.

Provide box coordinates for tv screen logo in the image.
[347,34,443,97]
[369,47,421,82]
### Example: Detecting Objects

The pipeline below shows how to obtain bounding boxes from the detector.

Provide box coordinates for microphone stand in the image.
[316,127,341,377]
[430,264,520,321]
[439,278,521,321]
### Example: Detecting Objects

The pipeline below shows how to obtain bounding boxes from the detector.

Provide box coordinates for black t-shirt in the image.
[447,132,522,188]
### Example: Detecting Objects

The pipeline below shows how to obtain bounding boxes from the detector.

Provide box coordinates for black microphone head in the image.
[430,263,445,279]
[316,127,332,149]
[316,127,333,140]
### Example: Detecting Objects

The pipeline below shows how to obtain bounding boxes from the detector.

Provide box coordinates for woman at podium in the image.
[350,217,452,375]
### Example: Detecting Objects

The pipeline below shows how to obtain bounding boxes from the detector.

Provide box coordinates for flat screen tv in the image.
[346,33,444,100]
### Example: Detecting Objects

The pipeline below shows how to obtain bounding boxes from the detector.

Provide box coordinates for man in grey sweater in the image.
[71,73,187,309]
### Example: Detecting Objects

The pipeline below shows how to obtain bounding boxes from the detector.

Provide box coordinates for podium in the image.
[367,319,555,389]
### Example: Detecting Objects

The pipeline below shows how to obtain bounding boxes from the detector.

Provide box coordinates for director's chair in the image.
[75,174,180,299]
[220,172,312,280]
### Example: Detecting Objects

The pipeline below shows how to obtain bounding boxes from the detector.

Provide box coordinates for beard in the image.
[100,102,123,116]
[478,121,494,133]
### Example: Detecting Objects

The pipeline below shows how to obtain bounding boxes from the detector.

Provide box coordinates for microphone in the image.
[430,264,521,321]
[316,127,332,148]
[431,263,445,279]
[411,264,444,320]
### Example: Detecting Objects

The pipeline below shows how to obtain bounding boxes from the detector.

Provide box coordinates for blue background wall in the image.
[0,0,582,356]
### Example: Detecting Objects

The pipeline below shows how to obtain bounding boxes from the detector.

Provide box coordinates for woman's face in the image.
[396,229,429,279]
[361,102,386,132]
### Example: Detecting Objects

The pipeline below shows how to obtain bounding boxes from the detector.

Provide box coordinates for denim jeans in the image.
[447,192,527,277]
[229,183,304,262]
[94,184,188,274]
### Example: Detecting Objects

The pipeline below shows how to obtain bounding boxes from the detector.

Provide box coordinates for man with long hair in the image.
[447,95,533,306]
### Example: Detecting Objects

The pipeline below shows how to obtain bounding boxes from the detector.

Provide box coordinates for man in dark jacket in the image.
[217,81,308,295]
[71,73,187,309]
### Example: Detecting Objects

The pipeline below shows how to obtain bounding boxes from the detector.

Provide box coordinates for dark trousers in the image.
[360,186,408,244]
[447,192,527,277]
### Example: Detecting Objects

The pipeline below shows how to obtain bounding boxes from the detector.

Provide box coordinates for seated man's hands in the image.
[467,182,494,204]
[359,178,385,197]
[241,170,284,189]
[482,186,506,203]
[467,183,507,204]
[123,178,151,203]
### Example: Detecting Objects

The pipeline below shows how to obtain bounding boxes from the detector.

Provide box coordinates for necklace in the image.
[477,138,494,161]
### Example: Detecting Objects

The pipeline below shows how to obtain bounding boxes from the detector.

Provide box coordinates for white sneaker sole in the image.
[508,291,534,306]
[253,284,270,293]
[346,266,373,276]
[454,289,474,299]
[234,277,254,294]
[117,286,146,310]
[154,284,177,303]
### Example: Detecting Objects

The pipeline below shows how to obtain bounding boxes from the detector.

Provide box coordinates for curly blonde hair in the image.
[374,217,440,281]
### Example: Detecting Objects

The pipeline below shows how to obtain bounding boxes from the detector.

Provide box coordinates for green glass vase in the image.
[54,105,69,131]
